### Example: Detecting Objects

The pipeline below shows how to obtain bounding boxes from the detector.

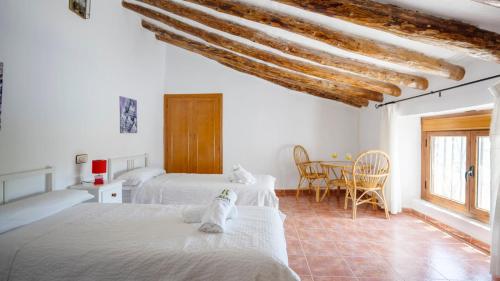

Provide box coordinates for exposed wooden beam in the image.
[145,22,378,103]
[135,0,428,90]
[472,0,500,8]
[145,24,368,106]
[153,31,369,106]
[233,68,365,107]
[216,60,367,107]
[273,0,500,63]
[184,0,465,80]
[124,2,392,98]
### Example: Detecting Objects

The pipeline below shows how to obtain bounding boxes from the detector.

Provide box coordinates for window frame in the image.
[421,110,491,223]
[469,130,490,223]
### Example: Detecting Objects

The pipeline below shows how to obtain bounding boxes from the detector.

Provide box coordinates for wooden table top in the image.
[320,161,354,169]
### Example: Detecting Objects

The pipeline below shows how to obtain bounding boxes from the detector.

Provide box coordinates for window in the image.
[421,111,491,223]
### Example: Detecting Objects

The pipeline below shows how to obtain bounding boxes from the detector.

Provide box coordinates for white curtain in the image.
[489,82,500,278]
[379,104,402,214]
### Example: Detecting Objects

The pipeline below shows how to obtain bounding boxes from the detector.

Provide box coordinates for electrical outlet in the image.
[75,154,88,164]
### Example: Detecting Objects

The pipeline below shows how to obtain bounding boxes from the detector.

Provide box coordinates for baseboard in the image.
[403,208,490,254]
[275,188,335,196]
[275,189,296,196]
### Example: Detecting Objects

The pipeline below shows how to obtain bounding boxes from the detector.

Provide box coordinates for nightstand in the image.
[70,180,124,203]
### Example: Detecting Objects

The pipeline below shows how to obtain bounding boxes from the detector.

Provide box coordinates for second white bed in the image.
[128,173,279,208]
[109,154,280,208]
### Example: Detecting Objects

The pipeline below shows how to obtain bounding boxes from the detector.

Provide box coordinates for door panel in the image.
[165,98,191,173]
[164,94,222,174]
[191,99,219,173]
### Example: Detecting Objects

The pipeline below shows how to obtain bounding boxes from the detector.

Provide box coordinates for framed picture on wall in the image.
[120,96,137,134]
[69,0,91,19]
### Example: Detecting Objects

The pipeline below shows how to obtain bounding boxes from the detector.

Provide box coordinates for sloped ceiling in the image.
[123,0,500,107]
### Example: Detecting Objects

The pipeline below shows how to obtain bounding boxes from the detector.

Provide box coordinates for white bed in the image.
[0,168,299,281]
[108,154,279,208]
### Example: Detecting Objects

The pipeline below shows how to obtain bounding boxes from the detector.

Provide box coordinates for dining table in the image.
[319,160,354,200]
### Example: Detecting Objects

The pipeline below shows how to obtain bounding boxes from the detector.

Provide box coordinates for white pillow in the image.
[116,167,165,186]
[0,189,94,234]
[229,164,256,185]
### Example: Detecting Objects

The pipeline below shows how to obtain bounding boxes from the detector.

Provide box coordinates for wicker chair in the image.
[342,150,391,219]
[293,145,328,202]
[323,167,348,200]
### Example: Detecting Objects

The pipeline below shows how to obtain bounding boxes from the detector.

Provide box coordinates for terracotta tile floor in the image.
[279,193,491,281]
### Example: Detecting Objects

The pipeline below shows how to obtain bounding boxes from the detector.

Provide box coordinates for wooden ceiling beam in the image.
[472,0,500,8]
[153,30,369,106]
[230,67,366,107]
[145,22,378,103]
[144,23,368,107]
[274,0,500,63]
[184,0,465,80]
[135,0,428,90]
[124,2,390,98]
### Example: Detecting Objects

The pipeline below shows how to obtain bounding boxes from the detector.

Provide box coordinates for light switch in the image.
[76,154,88,164]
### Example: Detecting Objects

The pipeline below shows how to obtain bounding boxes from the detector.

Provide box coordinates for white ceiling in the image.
[141,0,500,104]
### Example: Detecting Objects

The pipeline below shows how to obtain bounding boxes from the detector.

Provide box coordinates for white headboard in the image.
[107,153,149,182]
[0,167,54,205]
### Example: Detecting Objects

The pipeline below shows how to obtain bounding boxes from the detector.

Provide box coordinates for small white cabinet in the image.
[71,180,124,203]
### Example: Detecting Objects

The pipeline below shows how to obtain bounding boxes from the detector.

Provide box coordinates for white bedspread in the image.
[0,203,298,281]
[132,173,279,208]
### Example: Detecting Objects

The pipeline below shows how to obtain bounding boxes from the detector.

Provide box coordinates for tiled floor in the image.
[279,193,491,281]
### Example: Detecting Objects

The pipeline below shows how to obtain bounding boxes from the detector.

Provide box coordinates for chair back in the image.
[352,150,390,189]
[293,145,310,176]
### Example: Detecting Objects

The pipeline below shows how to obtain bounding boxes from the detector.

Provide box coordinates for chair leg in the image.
[352,190,357,220]
[320,178,330,201]
[320,189,329,201]
[381,190,390,219]
[337,186,340,198]
[344,188,350,210]
[296,176,304,200]
[315,183,320,202]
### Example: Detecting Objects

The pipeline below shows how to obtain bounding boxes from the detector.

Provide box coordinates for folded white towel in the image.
[182,205,238,223]
[229,164,256,185]
[199,189,238,233]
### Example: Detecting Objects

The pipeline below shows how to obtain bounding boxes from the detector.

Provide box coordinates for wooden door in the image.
[164,94,222,174]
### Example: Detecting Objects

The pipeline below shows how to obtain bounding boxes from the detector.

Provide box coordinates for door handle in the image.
[465,165,474,180]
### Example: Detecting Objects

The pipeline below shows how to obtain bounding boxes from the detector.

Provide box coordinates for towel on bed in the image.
[182,205,238,223]
[229,164,256,185]
[199,189,237,233]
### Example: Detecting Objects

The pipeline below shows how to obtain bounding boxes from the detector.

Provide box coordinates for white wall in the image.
[163,45,360,188]
[359,106,382,151]
[0,0,166,199]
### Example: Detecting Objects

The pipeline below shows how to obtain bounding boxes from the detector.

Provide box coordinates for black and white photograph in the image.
[119,96,137,134]
[69,0,90,19]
